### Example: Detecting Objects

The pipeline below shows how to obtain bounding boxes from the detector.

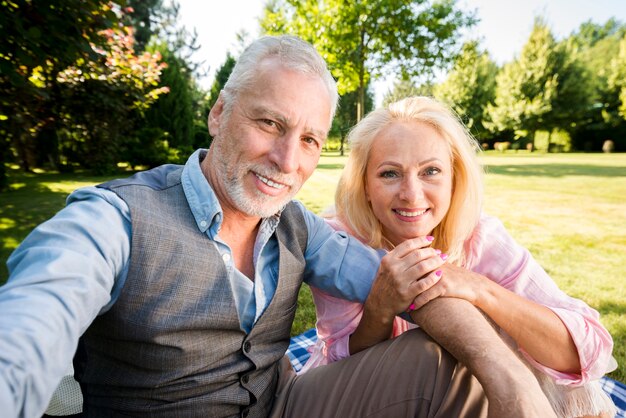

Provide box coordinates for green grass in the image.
[1,152,625,382]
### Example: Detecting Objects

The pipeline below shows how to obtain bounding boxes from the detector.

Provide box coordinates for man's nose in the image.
[269,133,299,174]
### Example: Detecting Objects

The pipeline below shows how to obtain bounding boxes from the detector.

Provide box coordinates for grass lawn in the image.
[1,152,625,382]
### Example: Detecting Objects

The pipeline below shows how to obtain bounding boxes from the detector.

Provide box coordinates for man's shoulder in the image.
[98,164,184,192]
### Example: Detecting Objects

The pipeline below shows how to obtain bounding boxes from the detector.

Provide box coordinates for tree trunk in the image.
[340,130,346,156]
[546,130,553,153]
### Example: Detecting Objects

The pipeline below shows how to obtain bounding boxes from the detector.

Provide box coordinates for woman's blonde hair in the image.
[335,96,484,265]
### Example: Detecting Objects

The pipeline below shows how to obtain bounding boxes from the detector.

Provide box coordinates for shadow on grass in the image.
[598,300,626,316]
[316,163,345,170]
[0,170,127,284]
[485,164,626,177]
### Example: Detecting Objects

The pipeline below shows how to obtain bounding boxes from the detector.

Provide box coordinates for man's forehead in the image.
[248,101,330,139]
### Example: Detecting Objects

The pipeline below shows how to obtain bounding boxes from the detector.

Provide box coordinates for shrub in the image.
[494,141,511,152]
[602,140,615,153]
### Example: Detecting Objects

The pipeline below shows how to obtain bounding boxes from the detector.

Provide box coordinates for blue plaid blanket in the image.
[288,328,626,417]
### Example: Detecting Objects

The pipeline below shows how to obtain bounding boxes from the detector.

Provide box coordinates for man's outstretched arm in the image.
[411,298,557,418]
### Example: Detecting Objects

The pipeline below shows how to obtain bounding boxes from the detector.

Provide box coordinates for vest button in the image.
[243,341,251,353]
[242,374,249,384]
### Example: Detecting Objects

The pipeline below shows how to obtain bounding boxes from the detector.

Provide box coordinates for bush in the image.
[602,140,615,153]
[494,141,511,152]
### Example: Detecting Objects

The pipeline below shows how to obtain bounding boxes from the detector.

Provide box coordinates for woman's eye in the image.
[380,170,399,179]
[424,167,441,176]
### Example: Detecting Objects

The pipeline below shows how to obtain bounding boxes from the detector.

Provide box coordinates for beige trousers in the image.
[271,328,488,418]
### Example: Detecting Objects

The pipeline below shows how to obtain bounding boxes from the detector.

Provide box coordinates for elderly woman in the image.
[304,96,617,418]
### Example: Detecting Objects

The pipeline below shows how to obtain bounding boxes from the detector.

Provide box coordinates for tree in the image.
[207,54,237,111]
[331,84,375,155]
[433,41,497,140]
[125,0,209,163]
[547,39,593,135]
[567,19,626,150]
[56,26,168,172]
[125,0,163,52]
[608,33,626,120]
[261,0,475,122]
[137,42,195,165]
[486,18,576,150]
[0,0,120,189]
[382,77,430,107]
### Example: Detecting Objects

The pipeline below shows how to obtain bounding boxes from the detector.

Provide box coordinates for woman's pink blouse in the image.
[302,215,615,386]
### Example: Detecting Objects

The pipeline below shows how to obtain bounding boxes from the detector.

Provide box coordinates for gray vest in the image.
[75,163,307,417]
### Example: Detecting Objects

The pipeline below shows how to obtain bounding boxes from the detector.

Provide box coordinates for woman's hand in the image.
[349,236,444,355]
[365,236,444,321]
[407,261,485,310]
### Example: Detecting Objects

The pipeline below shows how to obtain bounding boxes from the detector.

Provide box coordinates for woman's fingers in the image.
[408,270,445,310]
[391,236,436,258]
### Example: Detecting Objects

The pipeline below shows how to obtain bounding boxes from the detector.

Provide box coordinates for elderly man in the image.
[0,35,554,417]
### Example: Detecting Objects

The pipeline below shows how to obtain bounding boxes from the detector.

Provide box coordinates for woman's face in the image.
[365,120,453,247]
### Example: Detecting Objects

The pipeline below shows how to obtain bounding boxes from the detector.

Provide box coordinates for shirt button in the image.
[243,341,251,353]
[241,375,249,384]
[199,220,207,228]
[222,253,231,262]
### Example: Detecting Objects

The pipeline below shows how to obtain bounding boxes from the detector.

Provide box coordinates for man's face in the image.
[205,58,332,218]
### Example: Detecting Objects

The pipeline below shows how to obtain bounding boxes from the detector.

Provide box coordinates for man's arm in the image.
[412,298,557,418]
[0,187,129,416]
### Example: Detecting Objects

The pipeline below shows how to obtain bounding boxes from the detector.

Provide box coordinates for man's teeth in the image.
[396,209,427,217]
[256,173,286,189]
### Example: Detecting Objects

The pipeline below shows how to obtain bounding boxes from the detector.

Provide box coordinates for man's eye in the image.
[302,137,318,147]
[261,119,277,127]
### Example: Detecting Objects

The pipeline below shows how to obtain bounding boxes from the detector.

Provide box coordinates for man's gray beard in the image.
[216,156,299,218]
[225,175,292,218]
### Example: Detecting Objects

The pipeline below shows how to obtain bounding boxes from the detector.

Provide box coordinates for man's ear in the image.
[208,92,225,137]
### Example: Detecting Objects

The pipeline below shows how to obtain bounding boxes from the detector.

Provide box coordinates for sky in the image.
[175,0,626,104]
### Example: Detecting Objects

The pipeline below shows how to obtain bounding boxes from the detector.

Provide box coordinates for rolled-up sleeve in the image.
[469,215,614,385]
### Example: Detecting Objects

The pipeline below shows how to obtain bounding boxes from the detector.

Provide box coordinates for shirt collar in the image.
[181,149,285,239]
[181,149,223,238]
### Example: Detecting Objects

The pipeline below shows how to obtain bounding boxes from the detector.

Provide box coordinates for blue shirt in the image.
[0,150,383,417]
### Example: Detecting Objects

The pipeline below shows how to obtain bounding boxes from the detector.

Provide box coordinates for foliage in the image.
[207,54,237,111]
[132,0,210,158]
[566,19,626,151]
[433,41,497,140]
[261,0,475,121]
[486,19,557,143]
[383,77,424,107]
[55,26,168,173]
[125,0,163,52]
[0,0,122,188]
[141,42,196,162]
[486,18,592,150]
[608,33,626,120]
[330,84,375,155]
